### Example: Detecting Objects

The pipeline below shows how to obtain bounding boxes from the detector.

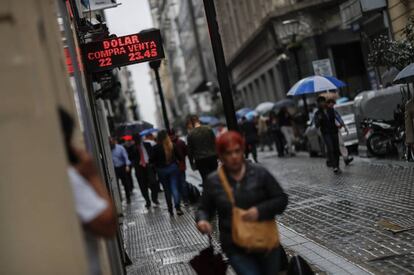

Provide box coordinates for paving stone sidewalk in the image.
[122,153,388,274]
[259,152,414,274]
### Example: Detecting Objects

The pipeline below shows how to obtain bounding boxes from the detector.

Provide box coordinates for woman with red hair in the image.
[196,131,288,275]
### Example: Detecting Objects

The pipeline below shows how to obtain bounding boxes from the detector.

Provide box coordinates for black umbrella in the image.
[274,99,296,111]
[190,236,227,275]
[393,63,414,84]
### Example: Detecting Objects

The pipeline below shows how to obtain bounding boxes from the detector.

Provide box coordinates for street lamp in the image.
[149,60,171,132]
[278,19,311,117]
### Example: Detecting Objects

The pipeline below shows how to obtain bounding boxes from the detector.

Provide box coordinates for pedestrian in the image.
[216,122,228,137]
[196,131,288,275]
[327,99,353,165]
[258,115,273,152]
[123,137,136,192]
[109,137,133,203]
[278,107,296,156]
[59,108,117,275]
[315,96,341,173]
[187,115,218,185]
[169,129,189,206]
[152,130,183,216]
[268,111,285,157]
[132,134,159,208]
[239,116,259,163]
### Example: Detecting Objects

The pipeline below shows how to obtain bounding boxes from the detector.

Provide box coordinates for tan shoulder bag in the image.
[217,166,280,252]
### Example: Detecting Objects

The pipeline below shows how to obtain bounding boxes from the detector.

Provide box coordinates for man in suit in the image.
[132,134,159,208]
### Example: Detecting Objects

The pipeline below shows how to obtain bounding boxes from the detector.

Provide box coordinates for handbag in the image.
[217,166,280,252]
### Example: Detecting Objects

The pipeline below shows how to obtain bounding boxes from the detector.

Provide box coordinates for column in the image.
[240,87,247,107]
[0,1,89,274]
[267,69,277,101]
[246,84,254,107]
[253,80,262,105]
[273,66,286,100]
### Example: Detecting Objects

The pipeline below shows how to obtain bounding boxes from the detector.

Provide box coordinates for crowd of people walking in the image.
[104,107,354,274]
[239,107,297,160]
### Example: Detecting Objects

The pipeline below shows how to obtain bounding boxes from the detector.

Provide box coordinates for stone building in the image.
[149,0,218,129]
[388,0,414,39]
[215,0,395,108]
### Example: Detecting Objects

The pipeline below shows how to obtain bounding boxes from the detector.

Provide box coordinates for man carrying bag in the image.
[196,131,288,275]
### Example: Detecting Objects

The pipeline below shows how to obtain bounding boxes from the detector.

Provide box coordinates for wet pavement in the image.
[122,151,413,274]
[259,151,414,274]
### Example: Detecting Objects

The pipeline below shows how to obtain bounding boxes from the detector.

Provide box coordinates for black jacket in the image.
[187,126,217,161]
[196,162,288,253]
[151,144,183,168]
[240,120,258,144]
[315,108,338,134]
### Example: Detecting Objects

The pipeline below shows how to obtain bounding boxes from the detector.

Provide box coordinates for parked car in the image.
[305,110,325,157]
[334,101,358,148]
[305,101,358,157]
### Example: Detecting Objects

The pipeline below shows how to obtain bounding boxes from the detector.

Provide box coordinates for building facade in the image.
[149,0,218,129]
[216,0,394,108]
[388,0,414,39]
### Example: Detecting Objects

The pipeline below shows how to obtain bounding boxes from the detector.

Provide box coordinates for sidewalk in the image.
[259,151,414,274]
[122,159,373,275]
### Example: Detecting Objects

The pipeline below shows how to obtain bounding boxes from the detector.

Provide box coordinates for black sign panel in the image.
[82,30,165,73]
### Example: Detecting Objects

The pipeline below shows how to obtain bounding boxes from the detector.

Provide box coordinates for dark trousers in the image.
[228,246,281,275]
[115,166,132,201]
[134,164,159,205]
[178,171,189,203]
[272,131,285,157]
[259,133,273,151]
[323,133,340,168]
[157,163,181,211]
[245,142,258,162]
[195,156,218,184]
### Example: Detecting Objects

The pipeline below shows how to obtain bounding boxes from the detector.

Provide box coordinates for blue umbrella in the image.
[287,76,346,96]
[336,97,349,104]
[236,107,253,119]
[245,111,258,121]
[139,128,158,137]
[199,115,220,126]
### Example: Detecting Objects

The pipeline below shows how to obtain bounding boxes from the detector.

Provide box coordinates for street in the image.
[261,152,414,274]
[123,152,414,274]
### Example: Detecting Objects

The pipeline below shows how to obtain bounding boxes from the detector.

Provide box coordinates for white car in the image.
[305,102,358,157]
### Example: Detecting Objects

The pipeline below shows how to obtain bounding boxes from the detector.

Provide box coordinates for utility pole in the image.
[150,60,171,132]
[202,0,238,131]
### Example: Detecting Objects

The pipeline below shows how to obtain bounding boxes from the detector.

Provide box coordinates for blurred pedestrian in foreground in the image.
[268,111,285,157]
[196,131,288,275]
[59,108,117,275]
[239,116,259,163]
[326,99,353,166]
[278,107,296,156]
[132,134,159,208]
[110,137,133,203]
[169,129,189,205]
[152,130,183,216]
[187,115,218,185]
[315,97,341,173]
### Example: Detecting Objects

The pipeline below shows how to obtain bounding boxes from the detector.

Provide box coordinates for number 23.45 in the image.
[129,49,158,61]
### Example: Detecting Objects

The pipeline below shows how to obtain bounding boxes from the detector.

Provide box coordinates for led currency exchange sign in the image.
[82,30,164,73]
